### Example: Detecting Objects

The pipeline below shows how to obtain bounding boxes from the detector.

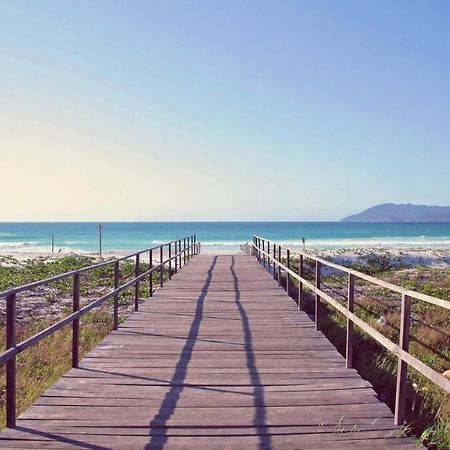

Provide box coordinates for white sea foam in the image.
[0,241,87,254]
[198,238,450,249]
[0,241,40,249]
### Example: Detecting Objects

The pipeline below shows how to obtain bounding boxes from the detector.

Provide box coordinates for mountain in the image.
[341,203,450,222]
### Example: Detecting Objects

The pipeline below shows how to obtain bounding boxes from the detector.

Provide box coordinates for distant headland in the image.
[341,203,450,222]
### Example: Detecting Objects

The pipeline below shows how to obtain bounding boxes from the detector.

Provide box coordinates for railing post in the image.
[273,243,276,279]
[134,254,140,311]
[72,274,80,368]
[286,249,290,296]
[194,235,197,254]
[298,254,303,311]
[262,239,265,268]
[278,245,281,286]
[6,293,16,428]
[160,246,164,287]
[315,261,321,331]
[149,249,153,298]
[266,240,270,273]
[179,240,182,268]
[183,238,186,265]
[168,243,172,279]
[114,260,119,329]
[346,273,355,368]
[395,294,411,425]
[174,241,178,272]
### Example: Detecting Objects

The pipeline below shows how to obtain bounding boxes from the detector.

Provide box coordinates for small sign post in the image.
[99,224,103,257]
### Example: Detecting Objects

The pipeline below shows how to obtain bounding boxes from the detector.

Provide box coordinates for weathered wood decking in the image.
[0,254,419,449]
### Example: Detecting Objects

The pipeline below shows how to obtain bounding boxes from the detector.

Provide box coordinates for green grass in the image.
[0,255,174,429]
[290,256,450,450]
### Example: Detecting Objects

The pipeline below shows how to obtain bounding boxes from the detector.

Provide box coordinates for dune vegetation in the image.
[0,255,169,429]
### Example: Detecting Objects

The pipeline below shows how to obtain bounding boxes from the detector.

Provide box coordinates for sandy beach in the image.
[308,247,450,268]
[1,246,449,268]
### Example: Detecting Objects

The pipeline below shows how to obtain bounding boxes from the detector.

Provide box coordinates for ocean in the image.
[0,222,450,253]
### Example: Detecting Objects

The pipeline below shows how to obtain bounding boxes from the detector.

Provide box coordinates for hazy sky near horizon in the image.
[1,1,450,221]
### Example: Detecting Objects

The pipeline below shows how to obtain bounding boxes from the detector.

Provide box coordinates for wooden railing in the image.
[252,235,450,426]
[0,235,200,428]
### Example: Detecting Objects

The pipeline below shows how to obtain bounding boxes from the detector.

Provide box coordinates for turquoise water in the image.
[0,222,450,253]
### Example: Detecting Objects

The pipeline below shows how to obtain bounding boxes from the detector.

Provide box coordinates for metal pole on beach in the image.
[99,224,103,257]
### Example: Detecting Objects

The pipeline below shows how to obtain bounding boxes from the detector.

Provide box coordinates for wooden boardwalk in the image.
[0,254,419,449]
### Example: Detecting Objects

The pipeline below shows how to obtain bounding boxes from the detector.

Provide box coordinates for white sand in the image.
[308,247,450,268]
[0,247,449,268]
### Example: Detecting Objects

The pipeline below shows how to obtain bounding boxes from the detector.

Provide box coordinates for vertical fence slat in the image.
[315,261,321,331]
[6,293,17,428]
[183,238,186,265]
[72,274,80,368]
[160,246,164,287]
[134,254,140,311]
[149,249,153,298]
[174,241,178,272]
[179,240,182,269]
[346,273,355,369]
[278,245,281,286]
[286,249,290,296]
[262,240,265,268]
[168,243,172,279]
[114,260,119,329]
[395,294,411,425]
[298,254,303,311]
[273,244,276,279]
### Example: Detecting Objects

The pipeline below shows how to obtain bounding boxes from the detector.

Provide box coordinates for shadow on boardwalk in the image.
[231,256,272,450]
[146,255,271,450]
[146,256,217,449]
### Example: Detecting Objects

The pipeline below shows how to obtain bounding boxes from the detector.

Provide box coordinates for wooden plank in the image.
[0,254,419,449]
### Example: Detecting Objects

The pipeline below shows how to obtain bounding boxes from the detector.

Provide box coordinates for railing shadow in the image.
[146,256,217,449]
[230,256,272,450]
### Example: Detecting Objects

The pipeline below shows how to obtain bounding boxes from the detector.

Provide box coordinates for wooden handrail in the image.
[252,235,450,426]
[1,235,200,428]
[0,235,198,299]
[253,235,450,310]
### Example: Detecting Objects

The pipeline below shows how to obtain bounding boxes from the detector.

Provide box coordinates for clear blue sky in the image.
[1,1,450,221]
